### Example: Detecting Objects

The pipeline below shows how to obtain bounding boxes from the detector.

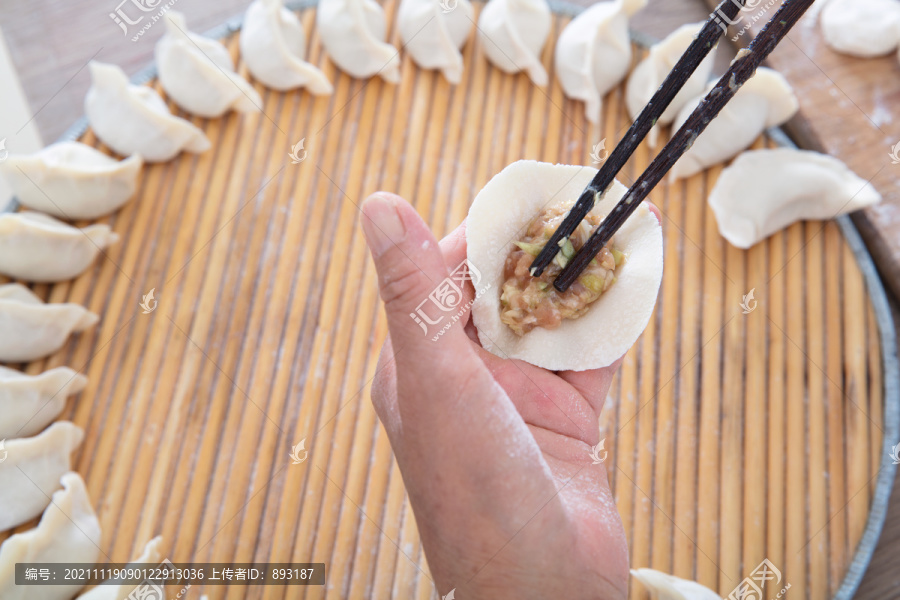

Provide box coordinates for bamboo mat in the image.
[0,2,894,599]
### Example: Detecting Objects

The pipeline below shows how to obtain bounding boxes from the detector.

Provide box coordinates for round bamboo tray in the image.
[1,1,897,599]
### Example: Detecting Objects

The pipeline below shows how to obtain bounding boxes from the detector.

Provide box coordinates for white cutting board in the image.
[0,26,44,210]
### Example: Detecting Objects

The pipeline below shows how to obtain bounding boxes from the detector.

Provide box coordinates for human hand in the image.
[361,192,636,600]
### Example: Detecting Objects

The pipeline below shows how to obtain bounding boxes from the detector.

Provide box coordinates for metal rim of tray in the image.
[8,1,898,597]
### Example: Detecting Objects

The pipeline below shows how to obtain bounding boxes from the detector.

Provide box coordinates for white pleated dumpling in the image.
[631,568,721,600]
[708,148,882,248]
[317,0,401,82]
[820,0,900,57]
[241,0,333,93]
[626,22,714,148]
[0,472,101,600]
[0,212,119,283]
[556,0,647,123]
[0,142,142,220]
[155,11,262,118]
[669,67,798,180]
[0,366,87,439]
[85,61,211,163]
[0,284,99,363]
[397,0,474,84]
[0,421,84,532]
[478,0,551,86]
[467,161,663,371]
[78,537,164,599]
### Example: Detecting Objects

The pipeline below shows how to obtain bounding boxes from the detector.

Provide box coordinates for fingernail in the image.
[362,193,406,257]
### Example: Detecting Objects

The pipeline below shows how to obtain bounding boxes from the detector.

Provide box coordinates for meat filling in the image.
[500,203,624,336]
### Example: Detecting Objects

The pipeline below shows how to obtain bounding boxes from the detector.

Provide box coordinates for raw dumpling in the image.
[478,0,551,86]
[0,472,101,600]
[0,421,84,532]
[155,11,263,117]
[0,366,87,439]
[78,537,164,600]
[0,284,99,363]
[626,22,714,147]
[820,0,900,58]
[0,142,142,220]
[241,0,333,93]
[631,568,721,600]
[317,0,401,82]
[0,212,119,282]
[709,147,882,248]
[85,61,211,163]
[556,0,647,123]
[669,67,798,180]
[467,160,663,371]
[397,0,473,84]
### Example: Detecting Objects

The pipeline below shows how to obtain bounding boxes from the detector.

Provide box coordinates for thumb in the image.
[360,192,471,358]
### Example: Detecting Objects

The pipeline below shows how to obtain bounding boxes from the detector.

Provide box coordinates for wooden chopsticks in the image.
[533,0,816,292]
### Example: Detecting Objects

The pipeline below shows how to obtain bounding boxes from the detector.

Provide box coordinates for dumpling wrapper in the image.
[85,61,211,163]
[78,537,165,600]
[0,421,84,532]
[240,0,333,93]
[155,11,262,118]
[467,160,663,371]
[709,147,882,248]
[626,22,714,148]
[398,0,474,84]
[0,366,87,439]
[0,142,142,220]
[630,568,721,600]
[0,212,119,282]
[669,67,798,180]
[317,0,401,82]
[0,472,101,600]
[478,0,552,86]
[0,283,99,363]
[556,0,647,123]
[820,0,900,58]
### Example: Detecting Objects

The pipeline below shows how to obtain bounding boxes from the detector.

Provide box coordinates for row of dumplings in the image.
[627,21,883,247]
[0,3,161,595]
[73,0,647,163]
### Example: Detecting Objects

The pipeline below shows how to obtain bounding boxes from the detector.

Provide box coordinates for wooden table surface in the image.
[0,0,897,596]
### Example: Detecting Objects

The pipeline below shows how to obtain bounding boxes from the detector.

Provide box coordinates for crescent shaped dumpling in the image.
[556,0,647,123]
[478,0,551,86]
[0,284,99,363]
[78,537,165,599]
[0,421,84,532]
[669,67,798,180]
[240,0,334,93]
[317,0,401,83]
[0,366,87,439]
[626,21,714,148]
[0,212,119,283]
[85,61,211,163]
[0,142,142,220]
[709,147,882,248]
[631,568,721,600]
[155,11,263,118]
[0,472,101,600]
[397,0,474,84]
[467,160,663,371]
[820,0,900,58]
